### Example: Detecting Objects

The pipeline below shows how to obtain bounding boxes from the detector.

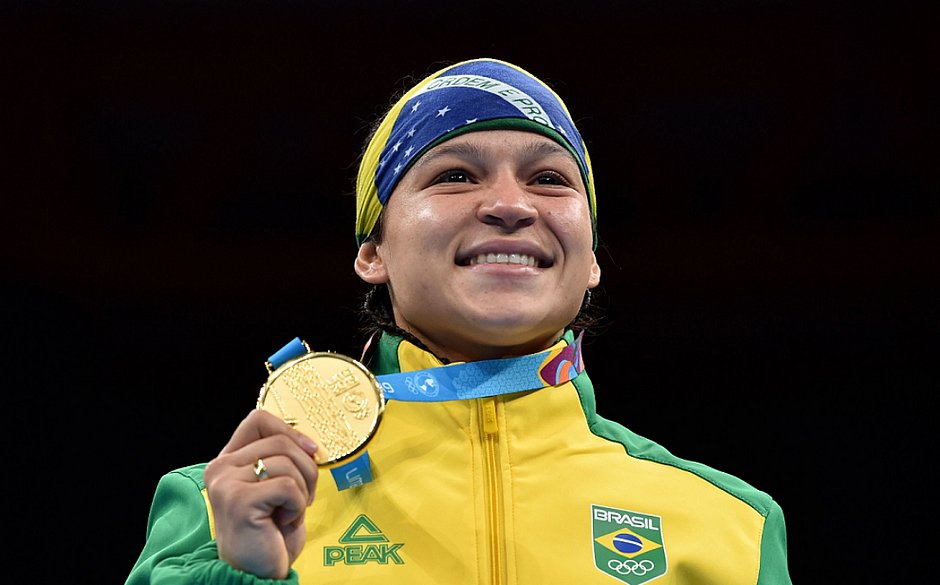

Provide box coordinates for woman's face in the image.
[355,130,600,362]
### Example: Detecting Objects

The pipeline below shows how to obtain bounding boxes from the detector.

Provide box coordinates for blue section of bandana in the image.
[374,60,588,205]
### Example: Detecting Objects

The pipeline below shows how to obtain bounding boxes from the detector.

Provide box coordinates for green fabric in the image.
[570,362,792,584]
[371,332,403,376]
[572,364,777,516]
[125,464,299,585]
[758,500,792,584]
[128,331,790,584]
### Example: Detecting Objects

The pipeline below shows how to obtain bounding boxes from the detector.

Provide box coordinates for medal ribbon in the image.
[266,332,585,490]
[374,331,585,402]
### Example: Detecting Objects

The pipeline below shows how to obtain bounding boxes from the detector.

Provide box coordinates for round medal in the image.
[257,352,385,467]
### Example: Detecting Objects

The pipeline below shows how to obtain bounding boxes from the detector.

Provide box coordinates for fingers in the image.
[208,411,319,506]
[220,409,318,457]
[239,473,311,526]
[249,453,318,507]
[210,472,307,579]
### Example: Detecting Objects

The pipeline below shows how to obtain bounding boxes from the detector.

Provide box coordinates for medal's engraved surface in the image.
[258,353,384,466]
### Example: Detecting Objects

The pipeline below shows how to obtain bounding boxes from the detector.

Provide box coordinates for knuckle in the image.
[203,456,227,481]
[245,408,270,425]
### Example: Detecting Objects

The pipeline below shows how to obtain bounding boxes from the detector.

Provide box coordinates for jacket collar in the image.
[365,330,578,377]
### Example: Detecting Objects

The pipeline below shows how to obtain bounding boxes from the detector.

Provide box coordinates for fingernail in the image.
[300,436,319,454]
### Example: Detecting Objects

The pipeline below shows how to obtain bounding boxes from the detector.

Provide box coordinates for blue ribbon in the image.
[376,345,576,402]
[265,334,583,490]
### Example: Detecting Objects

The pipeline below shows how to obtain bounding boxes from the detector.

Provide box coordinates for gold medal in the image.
[257,351,385,467]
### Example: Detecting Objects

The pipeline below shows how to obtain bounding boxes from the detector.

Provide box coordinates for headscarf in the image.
[355,58,597,248]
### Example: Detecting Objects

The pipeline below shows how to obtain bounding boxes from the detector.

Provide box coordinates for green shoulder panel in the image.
[758,499,793,584]
[570,371,777,518]
[127,463,300,585]
[571,369,791,581]
[143,463,210,546]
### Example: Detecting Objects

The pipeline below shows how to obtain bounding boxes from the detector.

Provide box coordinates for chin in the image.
[460,312,566,346]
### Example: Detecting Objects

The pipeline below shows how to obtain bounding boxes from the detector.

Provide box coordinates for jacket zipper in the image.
[481,397,504,585]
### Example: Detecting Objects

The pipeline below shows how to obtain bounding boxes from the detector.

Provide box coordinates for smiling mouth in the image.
[459,253,546,268]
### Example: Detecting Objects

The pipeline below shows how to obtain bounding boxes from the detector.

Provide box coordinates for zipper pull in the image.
[482,398,499,435]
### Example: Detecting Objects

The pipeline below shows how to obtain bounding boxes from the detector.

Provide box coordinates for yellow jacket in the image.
[127,331,790,585]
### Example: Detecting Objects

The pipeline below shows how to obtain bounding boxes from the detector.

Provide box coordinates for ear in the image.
[354,241,390,284]
[587,252,601,289]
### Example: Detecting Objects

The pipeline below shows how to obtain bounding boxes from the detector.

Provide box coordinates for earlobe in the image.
[354,242,390,284]
[587,254,601,288]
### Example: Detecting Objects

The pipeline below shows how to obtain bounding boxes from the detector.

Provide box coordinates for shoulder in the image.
[147,462,211,524]
[594,413,779,517]
[571,370,778,517]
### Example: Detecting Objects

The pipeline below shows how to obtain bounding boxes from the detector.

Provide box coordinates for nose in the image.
[476,173,538,231]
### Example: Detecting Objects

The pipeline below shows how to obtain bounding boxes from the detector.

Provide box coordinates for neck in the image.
[396,325,567,363]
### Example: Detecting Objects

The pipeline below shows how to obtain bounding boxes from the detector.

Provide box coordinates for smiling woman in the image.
[356,131,600,362]
[127,58,792,585]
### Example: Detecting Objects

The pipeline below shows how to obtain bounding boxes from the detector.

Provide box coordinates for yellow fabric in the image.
[288,339,766,584]
[354,66,440,244]
[200,488,215,540]
[354,57,597,246]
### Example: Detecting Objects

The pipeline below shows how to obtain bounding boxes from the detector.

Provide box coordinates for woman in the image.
[127,58,791,585]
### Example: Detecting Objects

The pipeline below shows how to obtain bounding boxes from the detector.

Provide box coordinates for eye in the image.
[433,169,472,184]
[533,170,570,186]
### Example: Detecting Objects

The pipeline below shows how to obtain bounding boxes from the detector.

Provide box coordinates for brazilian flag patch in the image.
[592,504,667,584]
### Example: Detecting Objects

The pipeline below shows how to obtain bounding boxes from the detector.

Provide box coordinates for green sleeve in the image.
[125,465,298,585]
[757,499,792,585]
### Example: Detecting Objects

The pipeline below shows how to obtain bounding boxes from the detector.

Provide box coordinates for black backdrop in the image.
[5,1,936,583]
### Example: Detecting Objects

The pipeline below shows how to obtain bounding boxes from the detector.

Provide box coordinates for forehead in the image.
[409,130,579,171]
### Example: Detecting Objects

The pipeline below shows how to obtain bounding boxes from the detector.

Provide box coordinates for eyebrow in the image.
[411,137,574,171]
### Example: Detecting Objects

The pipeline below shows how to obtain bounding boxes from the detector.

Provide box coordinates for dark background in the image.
[5,1,936,583]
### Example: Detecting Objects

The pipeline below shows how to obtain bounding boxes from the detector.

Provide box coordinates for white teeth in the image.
[469,253,538,267]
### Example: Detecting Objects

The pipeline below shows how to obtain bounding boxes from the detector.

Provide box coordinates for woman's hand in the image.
[204,409,319,579]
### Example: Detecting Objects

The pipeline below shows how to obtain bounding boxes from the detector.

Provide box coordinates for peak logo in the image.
[592,505,667,584]
[323,514,405,566]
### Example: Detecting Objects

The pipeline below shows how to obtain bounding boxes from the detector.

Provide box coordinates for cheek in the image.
[393,201,457,251]
[380,204,454,280]
[546,203,594,247]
